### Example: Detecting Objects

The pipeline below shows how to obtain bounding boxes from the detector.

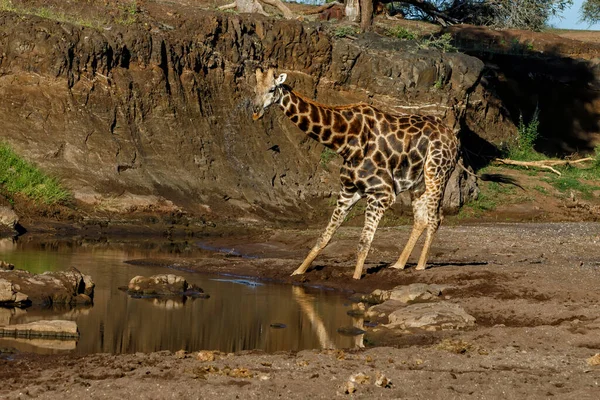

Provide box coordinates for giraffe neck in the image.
[278,87,361,158]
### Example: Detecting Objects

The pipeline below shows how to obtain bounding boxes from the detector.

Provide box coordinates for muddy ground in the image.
[1,222,600,399]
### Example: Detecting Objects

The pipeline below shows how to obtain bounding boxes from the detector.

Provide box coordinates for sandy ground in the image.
[1,222,600,399]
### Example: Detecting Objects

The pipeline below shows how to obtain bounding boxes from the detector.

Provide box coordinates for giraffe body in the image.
[252,69,458,279]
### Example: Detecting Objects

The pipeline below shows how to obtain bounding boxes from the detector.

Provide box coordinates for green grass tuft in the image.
[387,26,416,40]
[0,143,71,205]
[320,147,338,170]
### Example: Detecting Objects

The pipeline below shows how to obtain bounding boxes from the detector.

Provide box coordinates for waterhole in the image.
[0,238,361,355]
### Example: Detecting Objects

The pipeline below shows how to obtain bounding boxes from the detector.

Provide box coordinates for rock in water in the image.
[0,267,95,307]
[125,274,208,298]
[0,261,14,271]
[0,320,79,338]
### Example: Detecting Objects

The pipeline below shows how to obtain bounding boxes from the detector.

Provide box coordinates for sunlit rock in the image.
[0,267,94,307]
[363,283,451,305]
[385,302,476,331]
[124,274,208,298]
[0,206,18,230]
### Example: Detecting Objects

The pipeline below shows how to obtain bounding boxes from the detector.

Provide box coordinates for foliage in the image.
[333,25,359,38]
[387,26,417,40]
[581,0,600,25]
[391,0,573,31]
[0,143,71,205]
[543,165,600,199]
[116,0,139,24]
[506,107,545,161]
[458,179,518,217]
[417,33,456,52]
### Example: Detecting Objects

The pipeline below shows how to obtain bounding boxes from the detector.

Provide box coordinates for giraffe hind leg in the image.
[415,189,444,270]
[390,194,427,270]
[292,190,361,276]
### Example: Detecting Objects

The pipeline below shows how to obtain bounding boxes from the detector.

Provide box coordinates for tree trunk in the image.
[345,0,361,22]
[359,0,373,31]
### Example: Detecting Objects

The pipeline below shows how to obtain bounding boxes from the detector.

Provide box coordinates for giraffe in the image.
[252,69,458,280]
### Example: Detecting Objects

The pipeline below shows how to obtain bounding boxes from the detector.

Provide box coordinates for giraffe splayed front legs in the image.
[252,69,458,279]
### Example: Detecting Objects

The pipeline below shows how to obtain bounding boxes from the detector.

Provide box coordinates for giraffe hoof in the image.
[291,269,304,276]
[415,265,428,271]
[389,263,406,270]
[352,273,362,280]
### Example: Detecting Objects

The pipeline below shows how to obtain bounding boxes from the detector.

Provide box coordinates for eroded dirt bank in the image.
[1,222,599,399]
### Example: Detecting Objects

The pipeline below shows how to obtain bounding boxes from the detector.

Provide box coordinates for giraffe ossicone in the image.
[252,68,458,280]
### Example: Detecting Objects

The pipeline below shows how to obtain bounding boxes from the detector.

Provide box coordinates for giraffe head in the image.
[252,69,287,121]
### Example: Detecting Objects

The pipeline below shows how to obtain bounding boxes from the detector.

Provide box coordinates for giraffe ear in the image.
[255,69,263,81]
[275,73,287,86]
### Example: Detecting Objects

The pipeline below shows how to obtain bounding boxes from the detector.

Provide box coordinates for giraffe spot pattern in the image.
[276,87,458,250]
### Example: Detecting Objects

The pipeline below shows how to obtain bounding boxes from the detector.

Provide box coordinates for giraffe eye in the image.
[269,87,276,93]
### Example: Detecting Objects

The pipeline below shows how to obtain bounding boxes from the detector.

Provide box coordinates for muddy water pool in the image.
[0,238,362,355]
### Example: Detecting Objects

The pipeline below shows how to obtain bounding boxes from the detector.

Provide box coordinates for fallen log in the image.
[493,157,594,176]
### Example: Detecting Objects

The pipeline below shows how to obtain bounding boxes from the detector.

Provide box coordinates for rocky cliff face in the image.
[0,8,501,224]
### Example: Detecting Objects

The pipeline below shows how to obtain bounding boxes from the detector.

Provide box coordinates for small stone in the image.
[175,349,187,359]
[13,291,29,304]
[349,372,370,385]
[340,380,356,394]
[0,261,14,271]
[375,371,392,388]
[196,350,215,362]
[587,353,600,366]
[337,326,366,336]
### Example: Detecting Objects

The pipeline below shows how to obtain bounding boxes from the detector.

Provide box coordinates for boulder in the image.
[363,283,450,305]
[385,302,476,331]
[124,274,208,298]
[0,278,29,307]
[0,267,95,307]
[0,206,18,230]
[0,320,79,338]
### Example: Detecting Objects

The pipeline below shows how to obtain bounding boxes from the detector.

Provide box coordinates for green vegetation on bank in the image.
[0,143,71,205]
[0,0,140,28]
[461,108,600,215]
[0,0,100,27]
[504,108,600,197]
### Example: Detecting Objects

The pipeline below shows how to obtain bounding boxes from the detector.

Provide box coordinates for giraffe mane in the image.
[284,86,369,111]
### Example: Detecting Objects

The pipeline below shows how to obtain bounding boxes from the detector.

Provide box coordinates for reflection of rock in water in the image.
[150,297,185,310]
[0,320,79,338]
[0,238,17,252]
[0,336,77,352]
[0,307,26,326]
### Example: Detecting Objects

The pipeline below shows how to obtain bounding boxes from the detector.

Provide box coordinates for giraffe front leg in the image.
[292,190,361,276]
[353,194,393,280]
